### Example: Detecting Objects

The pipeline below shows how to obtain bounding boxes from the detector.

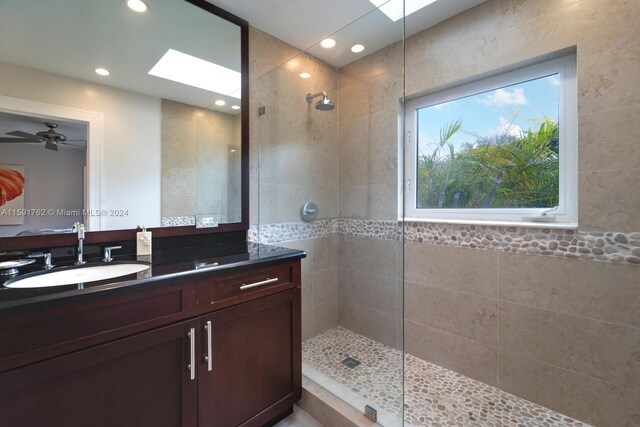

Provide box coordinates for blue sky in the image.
[417,74,559,158]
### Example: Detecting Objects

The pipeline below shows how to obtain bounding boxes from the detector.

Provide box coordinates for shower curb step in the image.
[299,376,380,427]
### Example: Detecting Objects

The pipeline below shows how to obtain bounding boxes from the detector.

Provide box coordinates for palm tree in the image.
[417,118,462,207]
[416,117,559,209]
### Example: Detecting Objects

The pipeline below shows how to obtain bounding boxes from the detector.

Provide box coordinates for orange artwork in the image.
[0,166,25,207]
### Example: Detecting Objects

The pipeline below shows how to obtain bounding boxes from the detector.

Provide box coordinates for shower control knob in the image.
[301,202,319,222]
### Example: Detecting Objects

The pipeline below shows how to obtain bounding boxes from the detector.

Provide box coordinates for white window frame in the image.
[404,55,577,226]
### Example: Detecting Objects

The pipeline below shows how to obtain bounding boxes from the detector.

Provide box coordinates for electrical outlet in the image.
[196,213,219,228]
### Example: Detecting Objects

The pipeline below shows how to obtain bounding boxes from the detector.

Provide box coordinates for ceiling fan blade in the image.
[6,131,44,141]
[0,137,42,143]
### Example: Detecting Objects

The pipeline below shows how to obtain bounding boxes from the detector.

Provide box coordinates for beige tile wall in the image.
[249,28,301,226]
[400,2,640,424]
[283,237,340,340]
[335,42,404,349]
[403,243,640,425]
[338,236,403,349]
[249,28,341,338]
[161,99,240,220]
[405,0,640,232]
[338,42,402,221]
[254,40,339,226]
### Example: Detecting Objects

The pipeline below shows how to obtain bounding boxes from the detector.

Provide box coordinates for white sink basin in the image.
[4,263,151,288]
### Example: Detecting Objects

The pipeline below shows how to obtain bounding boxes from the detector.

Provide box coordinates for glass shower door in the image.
[255,6,406,424]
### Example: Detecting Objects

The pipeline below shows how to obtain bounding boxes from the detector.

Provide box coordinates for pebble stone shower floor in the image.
[302,327,590,427]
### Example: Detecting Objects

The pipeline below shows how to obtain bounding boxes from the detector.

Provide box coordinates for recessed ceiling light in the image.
[95,68,110,76]
[320,38,336,49]
[215,100,226,106]
[126,0,149,13]
[369,0,438,22]
[148,49,241,99]
[299,72,312,79]
[351,44,365,53]
[231,105,241,110]
[230,149,236,152]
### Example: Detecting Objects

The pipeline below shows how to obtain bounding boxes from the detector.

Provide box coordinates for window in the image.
[405,55,577,224]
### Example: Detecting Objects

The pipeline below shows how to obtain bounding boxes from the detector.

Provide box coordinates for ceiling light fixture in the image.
[351,44,365,53]
[215,100,226,106]
[148,49,241,98]
[231,105,241,110]
[95,68,111,76]
[299,72,312,79]
[125,0,149,13]
[368,0,438,22]
[320,38,336,49]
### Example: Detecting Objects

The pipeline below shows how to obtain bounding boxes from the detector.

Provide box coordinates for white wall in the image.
[0,61,161,230]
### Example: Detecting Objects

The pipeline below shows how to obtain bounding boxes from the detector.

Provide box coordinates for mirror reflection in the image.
[0,0,243,237]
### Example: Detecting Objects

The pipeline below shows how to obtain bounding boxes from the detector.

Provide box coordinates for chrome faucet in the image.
[103,245,122,263]
[72,222,86,265]
[28,252,54,270]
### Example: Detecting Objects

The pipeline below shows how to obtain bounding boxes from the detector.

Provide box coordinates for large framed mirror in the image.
[0,0,249,249]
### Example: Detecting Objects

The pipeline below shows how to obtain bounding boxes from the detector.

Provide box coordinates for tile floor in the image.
[303,327,590,427]
[275,406,323,427]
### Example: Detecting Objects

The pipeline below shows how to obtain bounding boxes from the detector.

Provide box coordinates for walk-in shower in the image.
[305,91,335,111]
[257,0,637,424]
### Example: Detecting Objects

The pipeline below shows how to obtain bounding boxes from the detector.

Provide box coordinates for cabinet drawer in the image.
[0,281,197,373]
[197,262,297,312]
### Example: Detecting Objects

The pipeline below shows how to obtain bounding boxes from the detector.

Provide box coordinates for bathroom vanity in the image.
[0,243,304,427]
[0,1,307,425]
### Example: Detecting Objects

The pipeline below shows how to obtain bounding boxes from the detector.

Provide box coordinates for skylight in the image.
[369,0,438,22]
[148,49,241,99]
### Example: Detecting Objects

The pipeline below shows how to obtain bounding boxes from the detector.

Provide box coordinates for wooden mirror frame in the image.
[0,0,249,252]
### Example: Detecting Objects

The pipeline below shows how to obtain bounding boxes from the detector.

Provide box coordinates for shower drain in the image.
[341,357,361,369]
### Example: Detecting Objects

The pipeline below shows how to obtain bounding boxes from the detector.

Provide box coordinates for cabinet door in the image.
[198,288,301,427]
[0,319,198,427]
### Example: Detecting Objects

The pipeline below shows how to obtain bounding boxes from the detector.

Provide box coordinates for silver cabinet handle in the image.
[187,328,195,380]
[240,277,278,290]
[204,321,212,372]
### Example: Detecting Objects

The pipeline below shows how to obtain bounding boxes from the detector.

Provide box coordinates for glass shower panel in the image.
[401,1,637,426]
[256,5,405,425]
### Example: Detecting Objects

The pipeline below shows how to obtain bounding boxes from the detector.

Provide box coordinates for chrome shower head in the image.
[315,97,335,111]
[306,91,335,111]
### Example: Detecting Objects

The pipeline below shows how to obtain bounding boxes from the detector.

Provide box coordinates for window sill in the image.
[402,217,578,230]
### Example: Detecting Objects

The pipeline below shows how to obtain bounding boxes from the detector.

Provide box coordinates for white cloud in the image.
[480,88,528,106]
[488,116,523,137]
[547,75,560,87]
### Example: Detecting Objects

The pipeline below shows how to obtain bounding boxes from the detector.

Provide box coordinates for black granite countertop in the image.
[0,242,305,312]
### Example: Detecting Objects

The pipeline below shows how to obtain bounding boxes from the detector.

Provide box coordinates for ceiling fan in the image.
[0,122,86,151]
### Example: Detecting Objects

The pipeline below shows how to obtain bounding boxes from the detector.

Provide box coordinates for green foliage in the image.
[417,118,559,209]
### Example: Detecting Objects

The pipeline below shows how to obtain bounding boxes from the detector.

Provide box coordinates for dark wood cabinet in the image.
[0,319,198,427]
[0,258,302,427]
[198,289,301,427]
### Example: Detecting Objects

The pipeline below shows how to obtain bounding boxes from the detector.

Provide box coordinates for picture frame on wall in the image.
[0,164,25,225]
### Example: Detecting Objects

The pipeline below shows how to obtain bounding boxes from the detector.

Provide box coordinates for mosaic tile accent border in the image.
[248,219,340,244]
[404,222,640,265]
[161,215,241,227]
[340,218,402,240]
[249,218,399,243]
[250,218,640,265]
[303,327,589,427]
[162,216,195,227]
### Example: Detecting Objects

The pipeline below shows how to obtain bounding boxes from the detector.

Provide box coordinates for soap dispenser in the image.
[136,225,152,257]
